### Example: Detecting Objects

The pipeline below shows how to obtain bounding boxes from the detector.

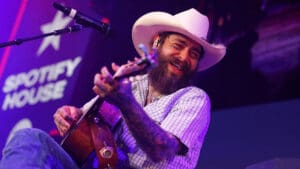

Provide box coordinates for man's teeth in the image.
[172,62,183,70]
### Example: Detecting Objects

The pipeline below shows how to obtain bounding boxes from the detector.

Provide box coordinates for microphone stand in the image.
[0,24,83,48]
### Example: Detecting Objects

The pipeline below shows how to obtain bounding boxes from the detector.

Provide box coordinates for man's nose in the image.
[178,48,190,61]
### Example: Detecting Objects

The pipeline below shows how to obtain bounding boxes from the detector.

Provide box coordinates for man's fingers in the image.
[53,112,71,136]
[111,62,120,72]
[67,106,82,120]
[53,106,82,136]
[94,74,102,86]
[100,67,114,85]
[60,106,76,123]
[93,85,106,98]
[101,66,111,77]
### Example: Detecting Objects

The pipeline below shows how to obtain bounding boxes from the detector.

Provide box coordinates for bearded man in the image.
[0,8,226,169]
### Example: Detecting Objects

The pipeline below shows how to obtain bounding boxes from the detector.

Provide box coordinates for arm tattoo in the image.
[117,95,179,162]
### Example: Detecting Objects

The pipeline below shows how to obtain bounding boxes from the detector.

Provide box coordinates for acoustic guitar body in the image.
[61,100,118,169]
[61,55,152,168]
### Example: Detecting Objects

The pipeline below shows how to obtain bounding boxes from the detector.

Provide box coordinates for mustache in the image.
[169,57,190,74]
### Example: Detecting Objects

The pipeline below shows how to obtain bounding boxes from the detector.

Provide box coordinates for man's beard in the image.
[148,53,195,95]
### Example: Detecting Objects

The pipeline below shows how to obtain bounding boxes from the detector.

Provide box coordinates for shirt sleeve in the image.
[159,87,211,153]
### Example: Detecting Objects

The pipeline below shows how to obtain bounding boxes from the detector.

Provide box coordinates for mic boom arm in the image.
[53,2,110,34]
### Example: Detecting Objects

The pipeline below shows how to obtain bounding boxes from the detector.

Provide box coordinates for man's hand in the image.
[92,63,132,105]
[53,106,82,136]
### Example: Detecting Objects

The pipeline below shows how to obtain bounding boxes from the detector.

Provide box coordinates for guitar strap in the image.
[90,118,118,169]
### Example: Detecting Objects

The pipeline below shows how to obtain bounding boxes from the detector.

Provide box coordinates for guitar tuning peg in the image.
[138,43,149,59]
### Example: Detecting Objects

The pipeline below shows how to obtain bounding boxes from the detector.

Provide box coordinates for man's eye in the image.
[189,47,202,59]
[172,43,183,49]
[190,52,200,59]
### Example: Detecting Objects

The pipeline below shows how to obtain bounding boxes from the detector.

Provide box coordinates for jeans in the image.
[0,128,79,169]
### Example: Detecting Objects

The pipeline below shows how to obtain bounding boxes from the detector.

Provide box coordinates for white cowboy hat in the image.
[132,8,226,71]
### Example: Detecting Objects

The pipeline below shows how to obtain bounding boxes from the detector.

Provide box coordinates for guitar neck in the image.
[113,57,151,80]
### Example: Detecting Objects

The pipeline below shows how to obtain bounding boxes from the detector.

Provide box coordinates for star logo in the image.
[36,11,73,56]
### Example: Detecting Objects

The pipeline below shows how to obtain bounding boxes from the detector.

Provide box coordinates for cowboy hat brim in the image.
[132,10,226,71]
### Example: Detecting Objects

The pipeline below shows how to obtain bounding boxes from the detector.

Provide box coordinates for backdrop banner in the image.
[0,0,95,155]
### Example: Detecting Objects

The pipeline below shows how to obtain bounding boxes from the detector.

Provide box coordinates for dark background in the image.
[72,0,300,109]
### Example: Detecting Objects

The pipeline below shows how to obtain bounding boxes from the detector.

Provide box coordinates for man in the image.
[0,8,225,169]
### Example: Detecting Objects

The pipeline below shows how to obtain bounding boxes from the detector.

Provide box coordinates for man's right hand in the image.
[53,106,83,136]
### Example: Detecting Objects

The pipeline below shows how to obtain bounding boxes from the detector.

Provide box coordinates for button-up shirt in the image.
[116,74,211,169]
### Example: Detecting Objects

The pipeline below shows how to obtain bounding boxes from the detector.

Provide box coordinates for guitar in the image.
[60,47,154,169]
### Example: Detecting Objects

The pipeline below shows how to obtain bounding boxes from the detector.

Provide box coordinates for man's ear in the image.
[152,36,161,49]
[150,35,160,58]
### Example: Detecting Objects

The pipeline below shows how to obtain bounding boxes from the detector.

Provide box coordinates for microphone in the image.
[53,2,110,34]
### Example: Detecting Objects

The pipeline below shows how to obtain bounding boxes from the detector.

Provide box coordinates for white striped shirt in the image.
[117,74,211,169]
